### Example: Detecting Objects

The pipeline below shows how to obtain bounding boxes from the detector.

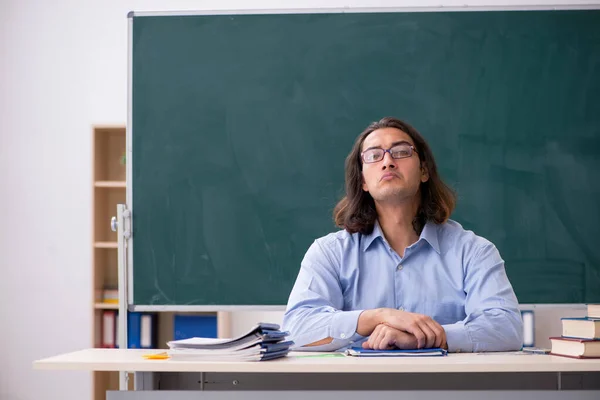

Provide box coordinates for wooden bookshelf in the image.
[92,125,126,399]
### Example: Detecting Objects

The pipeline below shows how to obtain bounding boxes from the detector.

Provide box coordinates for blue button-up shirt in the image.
[283,219,523,352]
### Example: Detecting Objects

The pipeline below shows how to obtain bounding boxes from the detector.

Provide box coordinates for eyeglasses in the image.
[361,144,418,164]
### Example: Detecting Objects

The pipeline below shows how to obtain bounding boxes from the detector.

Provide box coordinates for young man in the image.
[282,117,523,353]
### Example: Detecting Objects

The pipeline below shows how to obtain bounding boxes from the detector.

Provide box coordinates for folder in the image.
[123,312,157,349]
[345,347,448,357]
[127,312,141,349]
[173,314,217,340]
[140,314,154,348]
[113,312,157,349]
[101,310,117,348]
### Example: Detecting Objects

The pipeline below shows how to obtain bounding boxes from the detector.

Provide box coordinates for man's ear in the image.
[420,164,429,183]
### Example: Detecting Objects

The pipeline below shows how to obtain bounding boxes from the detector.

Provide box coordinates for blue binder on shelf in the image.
[173,314,217,340]
[128,312,157,349]
[115,312,157,349]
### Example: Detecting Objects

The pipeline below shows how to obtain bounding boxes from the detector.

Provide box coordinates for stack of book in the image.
[167,322,293,361]
[550,304,600,359]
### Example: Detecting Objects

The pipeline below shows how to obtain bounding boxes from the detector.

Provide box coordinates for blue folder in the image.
[346,347,448,357]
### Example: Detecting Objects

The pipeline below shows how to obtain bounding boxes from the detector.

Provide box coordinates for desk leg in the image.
[558,372,562,391]
[134,372,156,390]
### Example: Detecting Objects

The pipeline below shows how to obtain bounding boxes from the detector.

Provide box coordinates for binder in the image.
[140,313,155,348]
[173,314,217,340]
[101,311,117,348]
[127,312,142,349]
[345,347,448,357]
[113,312,157,349]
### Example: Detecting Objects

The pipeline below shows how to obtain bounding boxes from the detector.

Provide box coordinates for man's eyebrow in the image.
[363,140,413,152]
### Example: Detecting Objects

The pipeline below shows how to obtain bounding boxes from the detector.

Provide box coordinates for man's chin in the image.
[372,189,414,203]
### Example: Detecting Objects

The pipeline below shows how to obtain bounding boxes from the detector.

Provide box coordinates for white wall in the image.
[0,1,597,399]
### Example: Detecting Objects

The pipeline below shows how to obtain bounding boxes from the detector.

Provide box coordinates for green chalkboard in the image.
[131,10,600,306]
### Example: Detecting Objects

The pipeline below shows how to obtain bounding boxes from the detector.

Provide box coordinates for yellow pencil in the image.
[142,352,169,360]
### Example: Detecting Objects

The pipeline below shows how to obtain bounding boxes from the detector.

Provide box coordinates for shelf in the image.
[94,303,119,310]
[94,127,126,181]
[95,181,126,188]
[95,242,118,249]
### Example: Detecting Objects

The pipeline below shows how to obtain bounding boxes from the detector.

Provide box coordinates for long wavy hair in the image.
[333,117,456,235]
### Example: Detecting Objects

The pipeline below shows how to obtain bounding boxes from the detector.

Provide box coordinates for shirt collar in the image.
[361,220,384,252]
[362,219,441,254]
[420,220,441,254]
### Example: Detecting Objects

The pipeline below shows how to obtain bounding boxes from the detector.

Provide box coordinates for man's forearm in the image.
[356,308,386,336]
[304,337,334,346]
[303,309,385,347]
[303,308,449,349]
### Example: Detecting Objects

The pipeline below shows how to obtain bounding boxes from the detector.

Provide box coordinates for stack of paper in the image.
[167,322,293,361]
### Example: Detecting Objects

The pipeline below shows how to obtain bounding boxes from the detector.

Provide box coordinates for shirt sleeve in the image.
[282,239,366,351]
[442,242,524,352]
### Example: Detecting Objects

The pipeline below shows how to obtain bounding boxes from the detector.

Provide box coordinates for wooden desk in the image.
[34,348,600,373]
[34,349,600,399]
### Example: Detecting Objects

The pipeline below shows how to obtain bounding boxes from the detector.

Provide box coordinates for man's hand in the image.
[362,324,418,350]
[357,308,447,349]
[381,309,447,349]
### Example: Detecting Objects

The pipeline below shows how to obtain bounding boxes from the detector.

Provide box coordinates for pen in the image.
[142,352,169,360]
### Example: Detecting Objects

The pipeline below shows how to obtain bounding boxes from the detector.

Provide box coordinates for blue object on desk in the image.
[173,314,217,340]
[346,347,448,357]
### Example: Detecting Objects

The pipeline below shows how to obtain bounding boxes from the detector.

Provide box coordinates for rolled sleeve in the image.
[286,310,366,352]
[442,321,473,353]
[331,310,364,340]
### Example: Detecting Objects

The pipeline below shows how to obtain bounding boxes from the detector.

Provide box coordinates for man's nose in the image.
[381,151,396,169]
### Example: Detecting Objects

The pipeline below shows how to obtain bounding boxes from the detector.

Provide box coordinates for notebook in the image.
[345,347,448,357]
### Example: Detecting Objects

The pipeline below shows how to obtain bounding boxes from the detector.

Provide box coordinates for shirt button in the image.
[340,333,346,339]
[397,264,403,271]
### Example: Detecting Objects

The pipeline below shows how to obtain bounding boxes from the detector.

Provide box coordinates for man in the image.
[282,117,523,353]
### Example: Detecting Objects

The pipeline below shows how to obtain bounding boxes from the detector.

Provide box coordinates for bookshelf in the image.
[92,125,127,399]
[91,125,229,399]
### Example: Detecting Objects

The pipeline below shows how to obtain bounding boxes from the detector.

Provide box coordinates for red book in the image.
[549,336,600,359]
